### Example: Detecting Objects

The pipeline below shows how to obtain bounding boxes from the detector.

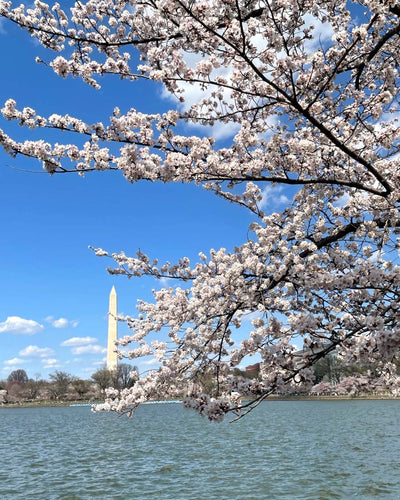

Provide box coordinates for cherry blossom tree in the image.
[1,0,400,421]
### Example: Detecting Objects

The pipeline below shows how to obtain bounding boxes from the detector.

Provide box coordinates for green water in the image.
[0,400,399,499]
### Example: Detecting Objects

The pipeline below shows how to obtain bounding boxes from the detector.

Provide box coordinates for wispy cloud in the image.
[19,345,55,358]
[302,14,334,54]
[61,336,98,347]
[0,316,44,335]
[161,50,241,142]
[92,358,107,367]
[260,185,290,211]
[42,358,60,369]
[142,357,158,365]
[4,357,26,367]
[45,316,79,328]
[333,191,350,208]
[240,310,264,324]
[157,276,170,288]
[71,344,106,355]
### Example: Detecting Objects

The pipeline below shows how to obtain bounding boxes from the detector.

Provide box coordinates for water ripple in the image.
[0,401,399,499]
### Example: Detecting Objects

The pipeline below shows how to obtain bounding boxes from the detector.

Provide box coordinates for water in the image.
[0,400,399,499]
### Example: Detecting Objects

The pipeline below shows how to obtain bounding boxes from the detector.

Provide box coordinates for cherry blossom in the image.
[1,0,400,420]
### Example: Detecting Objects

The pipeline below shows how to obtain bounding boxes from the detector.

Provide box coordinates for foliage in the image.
[1,0,400,420]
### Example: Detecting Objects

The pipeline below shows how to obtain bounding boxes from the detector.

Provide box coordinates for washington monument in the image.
[106,286,118,371]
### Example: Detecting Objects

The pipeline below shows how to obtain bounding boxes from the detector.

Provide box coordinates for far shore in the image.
[0,400,100,409]
[1,394,399,409]
[267,394,400,401]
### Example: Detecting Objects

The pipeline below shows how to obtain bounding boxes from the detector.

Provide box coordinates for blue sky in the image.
[0,15,281,380]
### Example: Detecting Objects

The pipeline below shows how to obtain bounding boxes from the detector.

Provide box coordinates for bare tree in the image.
[49,371,72,400]
[7,369,28,385]
[117,364,138,390]
[91,367,113,393]
[71,378,91,399]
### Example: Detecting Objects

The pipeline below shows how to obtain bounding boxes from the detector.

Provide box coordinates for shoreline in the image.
[1,394,399,409]
[0,400,100,409]
[266,394,400,401]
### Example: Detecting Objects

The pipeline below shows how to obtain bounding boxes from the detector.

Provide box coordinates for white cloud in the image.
[61,336,98,347]
[333,191,350,208]
[81,366,96,374]
[195,121,241,142]
[19,345,55,358]
[141,357,159,366]
[161,50,241,142]
[4,357,26,367]
[92,358,107,366]
[45,316,79,328]
[260,185,290,210]
[53,318,69,328]
[71,344,107,355]
[241,310,264,324]
[302,14,334,54]
[162,88,239,142]
[42,358,60,369]
[158,276,170,288]
[0,316,44,335]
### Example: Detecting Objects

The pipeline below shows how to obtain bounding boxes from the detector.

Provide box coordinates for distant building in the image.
[245,363,260,376]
